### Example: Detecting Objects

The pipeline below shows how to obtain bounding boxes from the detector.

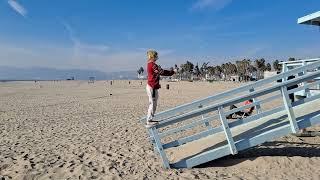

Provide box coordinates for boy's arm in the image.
[160,69,174,76]
[154,65,174,76]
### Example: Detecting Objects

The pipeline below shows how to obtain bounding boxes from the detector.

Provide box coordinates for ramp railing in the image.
[141,58,320,123]
[142,59,320,169]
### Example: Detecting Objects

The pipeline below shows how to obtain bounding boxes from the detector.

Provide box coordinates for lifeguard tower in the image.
[297,11,320,26]
[280,11,320,98]
[141,11,320,169]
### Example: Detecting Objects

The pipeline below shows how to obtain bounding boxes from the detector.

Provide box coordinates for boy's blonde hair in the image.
[147,50,158,60]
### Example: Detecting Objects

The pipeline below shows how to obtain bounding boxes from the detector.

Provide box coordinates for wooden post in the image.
[150,127,170,169]
[218,107,237,155]
[281,86,299,133]
[249,88,261,114]
[302,61,311,97]
[281,64,288,83]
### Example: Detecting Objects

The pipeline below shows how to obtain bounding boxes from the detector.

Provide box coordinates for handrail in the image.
[279,58,320,64]
[146,59,320,169]
[155,69,320,129]
[141,59,320,122]
[157,94,280,139]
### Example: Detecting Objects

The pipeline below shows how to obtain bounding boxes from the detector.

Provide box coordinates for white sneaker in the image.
[145,121,158,128]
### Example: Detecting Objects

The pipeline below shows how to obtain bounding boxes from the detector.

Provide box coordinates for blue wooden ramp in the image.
[140,58,320,169]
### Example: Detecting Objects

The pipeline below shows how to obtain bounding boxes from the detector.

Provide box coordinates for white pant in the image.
[146,84,158,122]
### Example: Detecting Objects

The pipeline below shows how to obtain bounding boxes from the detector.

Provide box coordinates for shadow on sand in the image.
[196,140,320,168]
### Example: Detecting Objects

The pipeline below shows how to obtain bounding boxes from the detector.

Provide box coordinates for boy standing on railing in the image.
[145,50,175,128]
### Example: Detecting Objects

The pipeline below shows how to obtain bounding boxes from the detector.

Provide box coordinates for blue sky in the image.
[0,0,320,72]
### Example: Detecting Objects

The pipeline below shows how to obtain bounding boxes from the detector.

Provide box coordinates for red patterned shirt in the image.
[147,61,174,89]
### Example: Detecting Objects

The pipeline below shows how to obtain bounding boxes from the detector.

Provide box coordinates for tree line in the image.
[138,58,297,82]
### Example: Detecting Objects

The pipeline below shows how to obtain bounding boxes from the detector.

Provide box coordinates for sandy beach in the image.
[1,80,320,180]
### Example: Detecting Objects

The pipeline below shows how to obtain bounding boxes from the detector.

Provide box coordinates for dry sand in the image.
[0,80,319,180]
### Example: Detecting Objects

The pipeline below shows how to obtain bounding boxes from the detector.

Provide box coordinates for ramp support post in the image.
[249,88,261,114]
[302,61,311,97]
[218,107,238,155]
[150,127,170,169]
[318,67,320,90]
[147,129,158,154]
[282,64,288,82]
[281,86,299,133]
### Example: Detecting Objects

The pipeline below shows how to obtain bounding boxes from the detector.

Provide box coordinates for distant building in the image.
[138,75,146,80]
[230,75,240,82]
[264,71,277,79]
[66,76,75,81]
[88,77,95,83]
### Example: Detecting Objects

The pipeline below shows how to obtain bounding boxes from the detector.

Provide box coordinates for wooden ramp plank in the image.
[167,99,320,167]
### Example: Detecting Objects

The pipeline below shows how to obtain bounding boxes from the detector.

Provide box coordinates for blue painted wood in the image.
[159,114,219,138]
[236,113,320,152]
[317,67,320,89]
[297,113,320,129]
[162,106,284,150]
[171,115,320,168]
[298,11,320,25]
[147,128,155,144]
[292,92,320,107]
[140,59,320,122]
[163,126,223,149]
[281,87,299,133]
[302,61,312,97]
[287,80,320,94]
[235,126,292,152]
[155,71,320,129]
[249,88,261,114]
[155,85,280,129]
[171,145,231,168]
[149,127,170,169]
[141,59,320,168]
[158,93,280,140]
[218,107,238,155]
[279,58,320,66]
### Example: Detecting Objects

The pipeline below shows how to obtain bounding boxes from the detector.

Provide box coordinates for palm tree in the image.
[173,64,179,79]
[221,63,227,80]
[255,58,266,80]
[266,63,272,71]
[247,65,257,80]
[236,59,250,81]
[288,57,296,61]
[215,65,222,80]
[194,63,201,78]
[200,62,209,79]
[180,61,194,80]
[273,60,282,72]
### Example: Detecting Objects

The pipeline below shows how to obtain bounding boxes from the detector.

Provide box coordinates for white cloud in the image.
[8,0,27,17]
[191,0,232,11]
[61,21,111,67]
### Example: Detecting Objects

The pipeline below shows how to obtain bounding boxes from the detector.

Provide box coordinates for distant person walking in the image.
[145,50,175,127]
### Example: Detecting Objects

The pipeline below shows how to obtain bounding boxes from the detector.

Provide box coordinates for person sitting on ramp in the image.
[226,99,254,119]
